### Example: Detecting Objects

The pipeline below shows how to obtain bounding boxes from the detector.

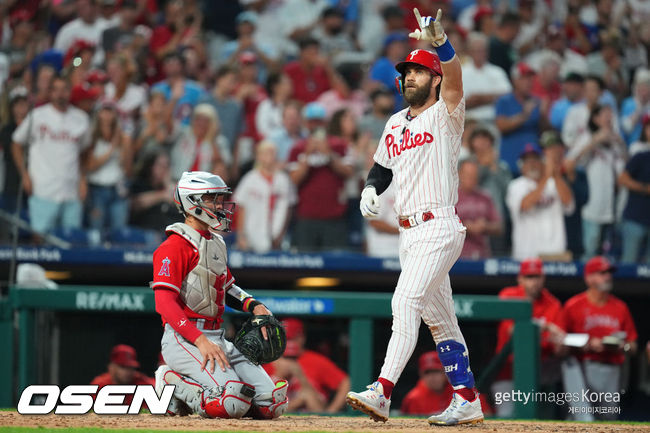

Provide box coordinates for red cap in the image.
[511,62,536,79]
[70,84,101,105]
[584,256,616,276]
[110,344,140,368]
[10,9,34,27]
[281,318,304,340]
[64,40,96,67]
[473,6,494,26]
[86,69,109,84]
[419,351,443,372]
[396,49,443,77]
[520,258,544,276]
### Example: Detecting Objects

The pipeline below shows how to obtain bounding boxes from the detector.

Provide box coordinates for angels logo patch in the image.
[158,257,171,277]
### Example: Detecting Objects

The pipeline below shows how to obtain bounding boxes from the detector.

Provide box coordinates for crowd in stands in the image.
[0,0,649,263]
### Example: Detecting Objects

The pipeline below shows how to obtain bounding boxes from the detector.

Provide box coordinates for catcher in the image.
[152,171,288,419]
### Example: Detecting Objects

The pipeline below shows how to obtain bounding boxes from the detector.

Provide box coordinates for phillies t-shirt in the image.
[283,61,331,104]
[561,292,637,364]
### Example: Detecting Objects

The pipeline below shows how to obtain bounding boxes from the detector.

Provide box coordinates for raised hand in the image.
[408,8,448,47]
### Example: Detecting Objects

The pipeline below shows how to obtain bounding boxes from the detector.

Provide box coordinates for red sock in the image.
[377,378,394,399]
[456,386,478,401]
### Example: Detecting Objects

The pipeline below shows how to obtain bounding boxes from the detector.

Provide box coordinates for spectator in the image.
[358,5,406,58]
[204,65,244,155]
[358,88,396,141]
[151,52,207,126]
[512,0,544,56]
[549,73,585,132]
[234,141,294,253]
[524,26,588,78]
[462,32,512,123]
[401,351,492,416]
[562,75,618,149]
[218,11,279,84]
[54,0,110,57]
[70,82,101,114]
[267,102,306,165]
[283,37,334,104]
[170,104,230,182]
[263,318,350,413]
[561,256,637,420]
[457,158,502,259]
[100,0,139,57]
[30,64,57,107]
[467,127,512,220]
[255,72,293,140]
[565,106,626,259]
[618,147,650,263]
[317,63,369,119]
[103,53,146,137]
[91,344,154,406]
[129,151,178,231]
[488,12,520,78]
[65,41,96,87]
[620,69,650,145]
[369,32,410,111]
[0,87,29,241]
[530,52,562,117]
[629,114,650,156]
[3,9,37,81]
[311,7,356,62]
[133,91,178,162]
[287,102,353,251]
[85,101,132,231]
[280,0,329,49]
[495,62,542,174]
[491,258,564,418]
[241,0,292,61]
[506,144,574,260]
[12,76,91,234]
[586,39,629,102]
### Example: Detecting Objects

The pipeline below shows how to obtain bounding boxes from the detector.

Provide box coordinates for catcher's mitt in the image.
[234,315,287,365]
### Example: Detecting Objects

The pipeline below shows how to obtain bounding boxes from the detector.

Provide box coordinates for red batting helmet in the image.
[395,49,443,77]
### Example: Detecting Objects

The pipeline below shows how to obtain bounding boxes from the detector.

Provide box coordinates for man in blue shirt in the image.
[549,73,584,131]
[495,62,542,174]
[618,150,650,263]
[369,32,409,111]
[151,52,208,126]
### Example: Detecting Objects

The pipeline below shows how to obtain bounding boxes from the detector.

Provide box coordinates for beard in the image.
[403,76,433,107]
[596,280,613,292]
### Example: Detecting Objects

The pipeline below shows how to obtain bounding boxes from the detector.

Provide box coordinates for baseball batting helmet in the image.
[394,49,443,95]
[174,171,235,231]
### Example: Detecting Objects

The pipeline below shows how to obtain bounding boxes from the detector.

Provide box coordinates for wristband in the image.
[435,39,456,63]
[245,299,263,312]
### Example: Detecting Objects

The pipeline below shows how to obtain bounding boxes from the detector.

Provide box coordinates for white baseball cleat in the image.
[154,365,192,416]
[427,392,484,426]
[345,381,390,422]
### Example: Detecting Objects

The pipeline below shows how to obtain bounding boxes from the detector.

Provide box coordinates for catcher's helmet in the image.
[174,171,235,231]
[394,49,443,95]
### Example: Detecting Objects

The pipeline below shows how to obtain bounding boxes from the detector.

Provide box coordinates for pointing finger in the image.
[436,8,442,22]
[413,8,423,28]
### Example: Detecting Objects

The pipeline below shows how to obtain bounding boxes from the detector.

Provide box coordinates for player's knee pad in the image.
[436,340,475,389]
[203,380,255,419]
[251,380,289,419]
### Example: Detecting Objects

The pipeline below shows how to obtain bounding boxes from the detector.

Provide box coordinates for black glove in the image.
[234,315,287,365]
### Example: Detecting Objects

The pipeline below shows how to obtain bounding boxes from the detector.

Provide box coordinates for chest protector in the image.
[165,223,228,317]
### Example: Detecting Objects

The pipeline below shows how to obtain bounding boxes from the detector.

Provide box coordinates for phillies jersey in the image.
[495,286,563,379]
[561,292,637,364]
[373,97,465,216]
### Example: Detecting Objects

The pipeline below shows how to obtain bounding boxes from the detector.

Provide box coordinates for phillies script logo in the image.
[385,129,433,159]
[17,384,175,415]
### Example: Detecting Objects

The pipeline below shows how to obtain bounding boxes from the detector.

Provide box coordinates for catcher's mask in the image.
[174,171,236,231]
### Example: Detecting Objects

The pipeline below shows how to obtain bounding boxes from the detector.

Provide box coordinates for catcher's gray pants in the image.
[160,324,276,407]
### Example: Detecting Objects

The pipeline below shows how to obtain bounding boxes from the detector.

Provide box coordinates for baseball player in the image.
[346,9,483,426]
[152,171,288,419]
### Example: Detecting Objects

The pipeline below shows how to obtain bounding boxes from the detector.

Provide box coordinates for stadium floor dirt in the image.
[1,413,649,432]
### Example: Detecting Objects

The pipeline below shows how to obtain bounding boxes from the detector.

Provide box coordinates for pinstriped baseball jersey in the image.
[373,97,465,216]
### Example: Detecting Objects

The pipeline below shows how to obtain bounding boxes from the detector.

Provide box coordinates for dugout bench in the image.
[0,286,539,418]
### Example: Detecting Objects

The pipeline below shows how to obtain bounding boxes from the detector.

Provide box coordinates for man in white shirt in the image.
[462,32,512,122]
[506,144,574,260]
[12,76,91,234]
[54,0,111,56]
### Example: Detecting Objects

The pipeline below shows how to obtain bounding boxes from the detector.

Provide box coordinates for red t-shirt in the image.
[263,350,347,401]
[236,83,267,142]
[90,372,155,406]
[457,188,500,259]
[152,231,235,341]
[401,380,492,415]
[561,291,637,364]
[495,286,563,379]
[283,62,331,104]
[288,137,349,219]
